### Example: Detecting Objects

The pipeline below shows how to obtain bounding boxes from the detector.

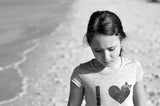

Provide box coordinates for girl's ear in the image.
[120,43,123,48]
[120,40,124,47]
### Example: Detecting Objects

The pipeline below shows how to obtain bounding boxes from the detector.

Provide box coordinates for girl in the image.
[67,10,146,106]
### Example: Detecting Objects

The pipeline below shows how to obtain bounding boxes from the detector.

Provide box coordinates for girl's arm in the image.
[67,82,84,106]
[133,80,147,106]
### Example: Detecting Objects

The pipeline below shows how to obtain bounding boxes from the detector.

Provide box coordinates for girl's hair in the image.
[86,10,126,45]
[85,10,127,56]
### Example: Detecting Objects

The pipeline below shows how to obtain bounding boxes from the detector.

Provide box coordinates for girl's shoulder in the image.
[122,57,142,67]
[72,59,94,74]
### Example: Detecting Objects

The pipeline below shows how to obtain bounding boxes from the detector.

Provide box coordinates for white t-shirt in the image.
[71,57,144,106]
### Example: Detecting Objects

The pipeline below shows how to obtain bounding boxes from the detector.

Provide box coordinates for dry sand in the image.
[43,0,160,105]
[60,0,160,105]
[1,0,160,106]
[51,0,160,105]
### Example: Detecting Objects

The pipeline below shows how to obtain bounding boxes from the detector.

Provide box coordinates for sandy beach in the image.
[0,0,160,106]
[45,0,160,105]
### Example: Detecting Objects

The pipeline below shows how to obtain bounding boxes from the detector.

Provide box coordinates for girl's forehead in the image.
[90,34,120,49]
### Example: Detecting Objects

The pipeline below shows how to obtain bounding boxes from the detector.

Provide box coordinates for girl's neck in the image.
[92,57,123,72]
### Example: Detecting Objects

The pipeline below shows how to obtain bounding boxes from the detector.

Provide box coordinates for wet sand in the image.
[0,0,74,105]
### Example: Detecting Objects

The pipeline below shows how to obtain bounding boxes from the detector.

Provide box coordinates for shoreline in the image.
[0,0,75,105]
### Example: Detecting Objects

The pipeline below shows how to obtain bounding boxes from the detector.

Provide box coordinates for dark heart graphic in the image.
[108,82,132,104]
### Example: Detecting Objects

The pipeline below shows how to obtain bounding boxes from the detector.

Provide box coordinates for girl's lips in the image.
[104,60,112,63]
[103,61,112,65]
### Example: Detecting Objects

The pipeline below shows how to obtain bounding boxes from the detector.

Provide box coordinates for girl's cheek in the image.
[94,53,103,60]
[111,52,119,59]
[94,53,101,58]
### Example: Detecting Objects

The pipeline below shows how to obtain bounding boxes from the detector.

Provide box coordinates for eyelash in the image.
[109,48,115,51]
[95,48,115,52]
[95,50,101,52]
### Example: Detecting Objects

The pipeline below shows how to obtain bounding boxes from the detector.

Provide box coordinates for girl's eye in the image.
[109,48,115,51]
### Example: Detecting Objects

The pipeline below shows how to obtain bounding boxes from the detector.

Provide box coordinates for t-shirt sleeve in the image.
[135,61,144,83]
[70,66,82,88]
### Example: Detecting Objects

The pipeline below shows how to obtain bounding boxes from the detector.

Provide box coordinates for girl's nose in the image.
[104,50,111,61]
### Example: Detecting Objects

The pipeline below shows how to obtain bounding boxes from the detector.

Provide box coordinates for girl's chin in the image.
[97,61,113,67]
[95,59,114,68]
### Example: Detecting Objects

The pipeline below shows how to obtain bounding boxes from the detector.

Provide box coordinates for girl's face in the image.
[90,34,121,67]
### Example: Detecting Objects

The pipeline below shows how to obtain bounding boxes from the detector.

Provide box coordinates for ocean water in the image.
[0,0,73,104]
[0,0,72,67]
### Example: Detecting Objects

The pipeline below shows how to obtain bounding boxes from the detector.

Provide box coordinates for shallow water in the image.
[0,0,71,67]
[0,0,73,104]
